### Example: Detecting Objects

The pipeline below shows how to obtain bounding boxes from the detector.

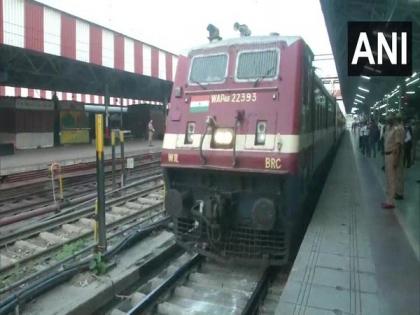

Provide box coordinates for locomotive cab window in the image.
[189,53,228,84]
[235,49,279,82]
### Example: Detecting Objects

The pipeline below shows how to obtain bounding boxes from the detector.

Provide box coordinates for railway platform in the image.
[275,131,419,315]
[0,140,162,177]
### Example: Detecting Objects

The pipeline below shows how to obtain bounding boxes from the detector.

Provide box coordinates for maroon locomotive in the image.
[162,27,345,265]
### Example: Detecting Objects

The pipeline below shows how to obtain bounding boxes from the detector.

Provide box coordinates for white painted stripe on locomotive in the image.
[102,29,114,68]
[124,37,135,73]
[3,0,24,48]
[158,50,166,80]
[76,19,90,62]
[43,7,61,56]
[163,128,337,154]
[163,133,301,154]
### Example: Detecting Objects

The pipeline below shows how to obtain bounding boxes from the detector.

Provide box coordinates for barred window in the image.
[189,54,228,83]
[236,50,279,80]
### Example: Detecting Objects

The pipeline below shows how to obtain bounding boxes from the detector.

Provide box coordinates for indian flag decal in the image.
[190,95,210,113]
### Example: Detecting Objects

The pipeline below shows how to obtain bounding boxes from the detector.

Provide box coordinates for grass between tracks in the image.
[54,239,88,261]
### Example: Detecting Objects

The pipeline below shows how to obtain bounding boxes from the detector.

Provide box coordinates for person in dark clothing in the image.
[369,120,380,158]
[360,123,370,156]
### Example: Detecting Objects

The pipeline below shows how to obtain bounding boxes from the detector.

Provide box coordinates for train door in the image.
[303,51,315,178]
[308,65,315,176]
[300,50,315,189]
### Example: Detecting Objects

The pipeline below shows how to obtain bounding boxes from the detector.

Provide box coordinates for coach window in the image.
[189,53,228,84]
[328,101,334,127]
[235,49,279,81]
[323,97,327,129]
[301,58,312,133]
[314,87,324,130]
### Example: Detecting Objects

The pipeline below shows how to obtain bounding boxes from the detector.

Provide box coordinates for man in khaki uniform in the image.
[394,114,404,199]
[382,114,398,209]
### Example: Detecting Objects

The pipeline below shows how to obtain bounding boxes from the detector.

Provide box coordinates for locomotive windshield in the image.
[236,49,279,81]
[189,53,228,84]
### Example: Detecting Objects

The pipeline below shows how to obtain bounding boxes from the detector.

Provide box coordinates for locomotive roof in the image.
[189,35,303,53]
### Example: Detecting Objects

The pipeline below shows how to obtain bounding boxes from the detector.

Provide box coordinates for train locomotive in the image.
[161,26,345,265]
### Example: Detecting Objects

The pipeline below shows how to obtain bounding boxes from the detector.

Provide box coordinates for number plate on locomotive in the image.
[210,92,257,103]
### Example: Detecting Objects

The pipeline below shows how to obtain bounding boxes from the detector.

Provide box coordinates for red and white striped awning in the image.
[0,0,177,105]
[0,86,164,106]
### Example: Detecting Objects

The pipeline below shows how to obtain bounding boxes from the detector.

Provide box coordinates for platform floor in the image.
[365,142,420,260]
[0,140,162,176]
[276,131,419,315]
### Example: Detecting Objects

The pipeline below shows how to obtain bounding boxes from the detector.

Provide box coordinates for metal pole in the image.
[111,129,116,191]
[95,114,107,253]
[105,84,110,143]
[120,97,123,129]
[120,130,126,187]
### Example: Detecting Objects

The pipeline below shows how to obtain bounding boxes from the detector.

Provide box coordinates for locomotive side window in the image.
[314,86,326,130]
[189,54,228,84]
[328,101,334,127]
[301,53,313,133]
[235,49,279,81]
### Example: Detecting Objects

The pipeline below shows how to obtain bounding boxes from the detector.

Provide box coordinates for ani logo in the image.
[348,22,412,76]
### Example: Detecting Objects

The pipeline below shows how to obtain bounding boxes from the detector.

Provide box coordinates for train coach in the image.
[161,28,345,265]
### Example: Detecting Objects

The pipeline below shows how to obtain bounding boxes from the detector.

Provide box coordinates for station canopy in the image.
[320,0,420,113]
[0,0,177,104]
[0,44,173,103]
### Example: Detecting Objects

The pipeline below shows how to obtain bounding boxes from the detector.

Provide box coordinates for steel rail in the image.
[127,254,203,315]
[0,161,161,218]
[241,267,273,315]
[0,214,169,296]
[0,217,171,314]
[0,178,163,247]
[0,161,158,207]
[0,200,164,276]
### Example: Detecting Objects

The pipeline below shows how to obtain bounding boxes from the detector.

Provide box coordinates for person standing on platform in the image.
[359,123,367,155]
[394,114,405,200]
[369,119,380,158]
[382,114,398,209]
[148,119,155,146]
[403,120,413,168]
[360,122,370,156]
[411,119,418,165]
[378,119,385,155]
[365,121,371,157]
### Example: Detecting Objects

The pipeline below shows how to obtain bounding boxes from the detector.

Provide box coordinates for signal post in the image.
[95,114,107,254]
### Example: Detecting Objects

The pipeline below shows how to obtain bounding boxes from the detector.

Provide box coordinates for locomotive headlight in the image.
[255,121,267,145]
[185,122,195,144]
[213,128,234,146]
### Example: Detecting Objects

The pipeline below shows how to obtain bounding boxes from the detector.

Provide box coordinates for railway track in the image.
[0,155,160,220]
[0,174,165,296]
[0,151,161,185]
[103,252,289,315]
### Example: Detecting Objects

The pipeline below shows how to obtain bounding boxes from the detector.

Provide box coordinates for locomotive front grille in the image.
[175,217,289,265]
